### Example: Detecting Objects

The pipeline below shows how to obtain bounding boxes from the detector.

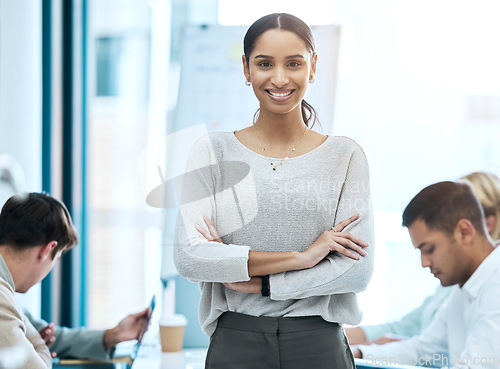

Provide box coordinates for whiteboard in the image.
[173,24,341,134]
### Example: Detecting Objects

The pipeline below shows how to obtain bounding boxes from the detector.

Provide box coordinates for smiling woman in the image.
[243,30,317,126]
[242,14,318,132]
[174,13,374,369]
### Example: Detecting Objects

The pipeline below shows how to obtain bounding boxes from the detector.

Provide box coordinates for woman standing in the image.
[175,13,374,369]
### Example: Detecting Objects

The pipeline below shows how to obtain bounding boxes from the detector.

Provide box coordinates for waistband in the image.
[217,312,340,334]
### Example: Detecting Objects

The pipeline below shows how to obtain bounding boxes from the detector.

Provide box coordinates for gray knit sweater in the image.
[174,131,374,337]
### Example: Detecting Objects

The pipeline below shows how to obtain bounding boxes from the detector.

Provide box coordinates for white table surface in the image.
[133,342,427,368]
[133,343,207,369]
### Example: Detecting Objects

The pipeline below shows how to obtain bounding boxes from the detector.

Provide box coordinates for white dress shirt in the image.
[359,246,500,369]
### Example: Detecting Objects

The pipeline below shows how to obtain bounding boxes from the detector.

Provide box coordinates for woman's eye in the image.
[258,61,272,68]
[288,61,301,67]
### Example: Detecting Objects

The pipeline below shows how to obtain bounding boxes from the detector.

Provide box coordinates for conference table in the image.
[133,343,426,369]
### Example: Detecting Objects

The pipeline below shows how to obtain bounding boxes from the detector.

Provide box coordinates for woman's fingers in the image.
[332,236,368,256]
[195,224,213,240]
[331,246,360,260]
[333,213,359,232]
[333,232,369,248]
[327,232,369,260]
[203,215,223,242]
[195,215,223,243]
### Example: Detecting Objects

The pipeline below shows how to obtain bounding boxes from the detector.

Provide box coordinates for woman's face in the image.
[243,29,317,119]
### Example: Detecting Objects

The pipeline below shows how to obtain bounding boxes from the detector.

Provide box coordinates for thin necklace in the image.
[252,124,309,171]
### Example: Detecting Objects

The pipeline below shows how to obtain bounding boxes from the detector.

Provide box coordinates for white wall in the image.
[0,0,42,191]
[0,0,42,317]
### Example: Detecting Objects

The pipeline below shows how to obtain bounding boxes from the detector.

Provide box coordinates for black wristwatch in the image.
[260,275,270,297]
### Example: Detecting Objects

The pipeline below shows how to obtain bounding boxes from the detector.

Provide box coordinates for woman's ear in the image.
[309,52,318,81]
[485,214,497,236]
[242,55,251,83]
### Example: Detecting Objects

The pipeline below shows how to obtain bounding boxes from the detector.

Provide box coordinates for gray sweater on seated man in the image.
[24,310,112,360]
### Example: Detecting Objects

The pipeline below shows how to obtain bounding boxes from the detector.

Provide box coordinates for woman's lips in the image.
[266,89,294,101]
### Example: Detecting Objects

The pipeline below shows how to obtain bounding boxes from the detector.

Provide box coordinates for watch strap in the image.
[260,275,270,297]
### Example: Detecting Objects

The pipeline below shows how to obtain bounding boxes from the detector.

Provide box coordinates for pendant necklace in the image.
[252,124,308,171]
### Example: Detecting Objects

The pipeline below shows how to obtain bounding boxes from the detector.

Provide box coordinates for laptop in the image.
[53,295,156,369]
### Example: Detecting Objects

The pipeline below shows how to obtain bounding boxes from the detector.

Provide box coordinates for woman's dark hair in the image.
[0,192,78,258]
[244,13,319,128]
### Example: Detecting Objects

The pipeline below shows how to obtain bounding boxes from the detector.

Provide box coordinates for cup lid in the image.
[159,314,187,326]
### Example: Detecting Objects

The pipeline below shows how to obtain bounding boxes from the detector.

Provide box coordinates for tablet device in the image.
[131,295,156,362]
[53,295,156,369]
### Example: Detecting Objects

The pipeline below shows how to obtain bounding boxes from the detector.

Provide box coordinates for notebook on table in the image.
[52,295,156,369]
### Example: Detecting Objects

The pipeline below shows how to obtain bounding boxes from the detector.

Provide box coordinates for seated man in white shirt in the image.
[347,171,500,347]
[353,181,500,368]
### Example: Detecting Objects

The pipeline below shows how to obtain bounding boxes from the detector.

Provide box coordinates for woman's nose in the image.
[271,66,289,87]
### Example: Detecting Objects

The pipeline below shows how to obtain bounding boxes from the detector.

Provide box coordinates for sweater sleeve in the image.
[362,285,453,341]
[362,303,425,341]
[24,310,110,360]
[358,298,451,368]
[269,145,375,300]
[51,327,108,360]
[174,135,251,283]
[0,282,51,369]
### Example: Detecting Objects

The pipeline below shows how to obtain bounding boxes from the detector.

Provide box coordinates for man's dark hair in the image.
[402,181,486,236]
[0,192,78,258]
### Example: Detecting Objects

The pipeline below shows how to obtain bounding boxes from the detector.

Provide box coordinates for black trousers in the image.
[205,312,355,369]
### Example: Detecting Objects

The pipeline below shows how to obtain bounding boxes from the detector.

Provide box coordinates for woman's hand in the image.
[196,213,361,243]
[196,217,261,293]
[332,213,360,233]
[366,335,403,345]
[196,215,223,243]
[223,277,262,294]
[299,214,369,269]
[352,347,363,358]
[195,213,368,274]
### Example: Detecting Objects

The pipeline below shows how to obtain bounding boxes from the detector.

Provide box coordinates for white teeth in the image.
[269,91,292,97]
